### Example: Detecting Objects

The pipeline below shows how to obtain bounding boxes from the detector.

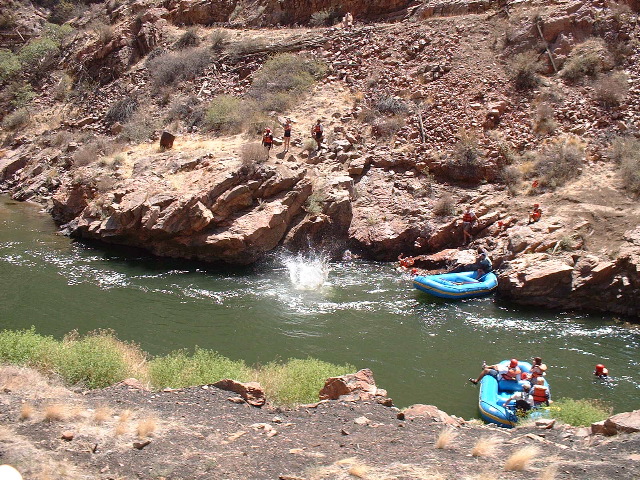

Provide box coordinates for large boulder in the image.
[397,404,464,426]
[213,379,266,407]
[592,409,640,436]
[319,368,389,402]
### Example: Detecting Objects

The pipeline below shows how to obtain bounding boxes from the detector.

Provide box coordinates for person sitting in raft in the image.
[522,356,547,382]
[469,358,521,385]
[531,376,550,406]
[504,381,533,414]
[528,203,542,224]
[594,363,609,378]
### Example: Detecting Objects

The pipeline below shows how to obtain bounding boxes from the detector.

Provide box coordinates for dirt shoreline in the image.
[1,367,639,479]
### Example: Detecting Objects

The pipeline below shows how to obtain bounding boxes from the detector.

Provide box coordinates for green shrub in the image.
[305,191,326,215]
[509,51,541,91]
[534,136,585,189]
[204,95,243,132]
[255,358,355,406]
[593,71,629,108]
[560,39,609,83]
[248,53,327,112]
[18,37,60,73]
[1,108,30,130]
[53,332,137,389]
[549,398,611,426]
[43,22,74,42]
[146,47,212,88]
[0,327,58,367]
[149,348,251,389]
[0,49,21,83]
[174,28,200,50]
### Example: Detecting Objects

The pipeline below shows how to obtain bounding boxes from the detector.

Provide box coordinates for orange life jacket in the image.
[263,134,273,144]
[284,124,291,132]
[313,124,323,133]
[501,368,520,381]
[462,212,474,222]
[532,384,549,404]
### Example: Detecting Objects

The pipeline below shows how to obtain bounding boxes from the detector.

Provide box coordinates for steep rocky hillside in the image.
[1,0,640,316]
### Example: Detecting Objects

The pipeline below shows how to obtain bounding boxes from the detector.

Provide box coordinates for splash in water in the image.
[283,252,330,290]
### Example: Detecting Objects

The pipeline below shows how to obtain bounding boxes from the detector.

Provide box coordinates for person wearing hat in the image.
[475,247,492,273]
[594,363,609,378]
[504,381,533,413]
[311,119,324,150]
[469,358,521,385]
[528,203,542,224]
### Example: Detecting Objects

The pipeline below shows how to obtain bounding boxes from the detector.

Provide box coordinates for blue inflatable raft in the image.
[413,270,498,299]
[478,360,551,428]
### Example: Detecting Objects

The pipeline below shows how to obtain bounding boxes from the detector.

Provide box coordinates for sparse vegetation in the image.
[609,136,640,195]
[533,136,585,189]
[452,130,481,172]
[174,28,200,49]
[210,29,229,50]
[504,446,539,471]
[509,51,541,91]
[501,165,522,195]
[204,95,243,132]
[241,142,267,166]
[434,427,458,449]
[1,108,30,130]
[104,97,138,124]
[0,49,21,83]
[593,71,629,108]
[146,47,212,88]
[310,10,332,27]
[549,398,612,426]
[433,193,455,216]
[534,102,557,135]
[371,116,405,139]
[560,38,609,83]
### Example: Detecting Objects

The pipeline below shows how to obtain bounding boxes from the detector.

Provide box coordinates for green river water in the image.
[1,196,638,420]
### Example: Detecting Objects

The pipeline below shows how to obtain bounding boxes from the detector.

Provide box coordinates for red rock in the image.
[213,379,266,407]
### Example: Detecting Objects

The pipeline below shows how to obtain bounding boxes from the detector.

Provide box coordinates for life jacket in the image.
[530,365,544,380]
[284,124,291,132]
[532,384,549,404]
[501,368,519,381]
[399,257,414,268]
[462,212,474,222]
[263,134,273,144]
[313,124,323,133]
[532,209,541,220]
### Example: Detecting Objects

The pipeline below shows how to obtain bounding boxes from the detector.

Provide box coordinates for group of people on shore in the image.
[261,119,324,157]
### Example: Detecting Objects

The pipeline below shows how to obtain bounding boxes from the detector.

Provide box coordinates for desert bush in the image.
[453,130,481,170]
[210,29,229,50]
[509,51,541,91]
[166,94,201,122]
[18,37,60,75]
[501,165,522,194]
[0,81,35,110]
[43,22,74,42]
[310,10,332,27]
[0,327,58,367]
[593,71,629,108]
[104,97,138,124]
[534,102,557,135]
[433,193,455,216]
[247,53,327,112]
[305,191,326,215]
[371,116,404,139]
[204,95,243,132]
[121,113,159,142]
[534,136,585,189]
[549,398,612,426]
[54,331,142,389]
[560,38,609,82]
[0,12,16,30]
[1,108,30,130]
[227,37,266,57]
[175,28,200,49]
[54,73,73,101]
[609,136,640,195]
[0,49,21,83]
[375,95,409,115]
[241,142,267,166]
[148,347,251,389]
[146,47,212,88]
[254,358,355,406]
[72,143,100,166]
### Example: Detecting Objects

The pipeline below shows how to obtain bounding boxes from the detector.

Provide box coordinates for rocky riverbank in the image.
[1,366,639,479]
[1,0,640,316]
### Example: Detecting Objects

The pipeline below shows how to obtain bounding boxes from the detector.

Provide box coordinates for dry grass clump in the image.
[43,404,66,422]
[146,47,212,88]
[434,427,458,449]
[114,409,131,436]
[471,435,501,457]
[241,142,268,166]
[593,71,629,108]
[501,165,521,195]
[371,116,404,139]
[504,445,540,471]
[136,418,157,438]
[509,51,541,91]
[210,29,229,50]
[433,193,455,216]
[20,403,34,420]
[533,102,557,135]
[174,27,200,49]
[452,130,481,171]
[608,136,640,195]
[93,406,112,424]
[533,136,585,189]
[104,97,138,124]
[560,38,611,83]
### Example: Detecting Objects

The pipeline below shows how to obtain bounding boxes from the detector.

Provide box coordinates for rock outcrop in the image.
[319,368,390,404]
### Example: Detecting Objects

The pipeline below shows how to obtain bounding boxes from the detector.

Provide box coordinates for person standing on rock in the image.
[461,206,478,244]
[262,127,273,158]
[312,119,324,150]
[283,118,292,152]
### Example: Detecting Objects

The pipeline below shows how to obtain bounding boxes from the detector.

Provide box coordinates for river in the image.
[1,196,638,419]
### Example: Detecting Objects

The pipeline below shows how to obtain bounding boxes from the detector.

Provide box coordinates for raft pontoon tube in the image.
[413,270,498,299]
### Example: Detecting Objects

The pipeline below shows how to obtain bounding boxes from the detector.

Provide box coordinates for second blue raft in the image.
[413,270,498,299]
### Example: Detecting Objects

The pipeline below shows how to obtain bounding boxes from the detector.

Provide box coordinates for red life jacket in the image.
[501,368,519,381]
[532,384,549,403]
[462,212,474,222]
[314,124,323,133]
[263,134,273,144]
[284,124,291,132]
